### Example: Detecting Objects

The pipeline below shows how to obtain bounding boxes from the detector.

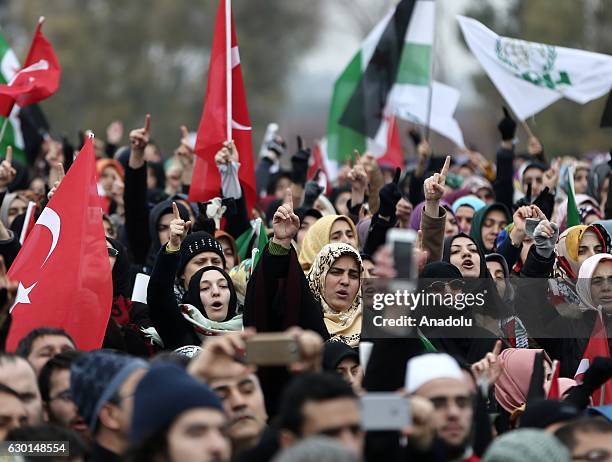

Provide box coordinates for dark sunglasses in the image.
[107,247,119,257]
[427,279,465,292]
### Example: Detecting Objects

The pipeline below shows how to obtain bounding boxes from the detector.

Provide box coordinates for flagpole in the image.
[0,118,9,147]
[425,0,437,142]
[225,0,232,142]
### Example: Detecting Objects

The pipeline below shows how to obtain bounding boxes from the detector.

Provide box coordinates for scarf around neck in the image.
[307,243,362,347]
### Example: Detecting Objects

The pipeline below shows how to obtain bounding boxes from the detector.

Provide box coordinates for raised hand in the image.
[347,150,368,195]
[272,188,299,247]
[497,106,516,143]
[471,340,503,389]
[424,155,450,203]
[542,158,560,192]
[527,135,543,156]
[47,163,65,201]
[168,201,192,251]
[509,204,540,246]
[128,114,150,168]
[378,167,402,220]
[0,146,16,190]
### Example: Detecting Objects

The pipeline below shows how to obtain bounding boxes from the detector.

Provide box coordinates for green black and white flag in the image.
[0,28,26,163]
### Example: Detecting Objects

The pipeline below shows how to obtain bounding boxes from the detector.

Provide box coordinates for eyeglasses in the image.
[50,390,73,402]
[107,247,119,257]
[429,395,473,410]
[573,449,611,461]
[427,279,465,292]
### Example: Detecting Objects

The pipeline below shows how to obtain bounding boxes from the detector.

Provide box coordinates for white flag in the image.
[387,80,465,148]
[457,15,612,120]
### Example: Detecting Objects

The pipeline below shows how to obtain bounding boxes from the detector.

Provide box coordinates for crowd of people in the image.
[0,106,610,462]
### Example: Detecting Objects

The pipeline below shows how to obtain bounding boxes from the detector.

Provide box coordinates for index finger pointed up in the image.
[180,125,189,139]
[353,149,362,165]
[502,106,510,118]
[144,114,151,134]
[492,339,502,357]
[416,229,424,250]
[56,163,65,181]
[172,201,180,219]
[296,135,303,151]
[284,188,293,211]
[5,146,12,165]
[440,155,451,178]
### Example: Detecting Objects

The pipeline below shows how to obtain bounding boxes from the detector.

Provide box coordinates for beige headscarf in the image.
[298,215,358,272]
[307,243,362,347]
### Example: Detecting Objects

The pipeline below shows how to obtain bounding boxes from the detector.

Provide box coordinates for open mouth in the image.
[70,417,88,432]
[461,259,474,270]
[336,289,349,298]
[210,301,224,310]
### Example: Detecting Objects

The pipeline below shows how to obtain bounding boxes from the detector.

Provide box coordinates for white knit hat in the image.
[405,353,464,393]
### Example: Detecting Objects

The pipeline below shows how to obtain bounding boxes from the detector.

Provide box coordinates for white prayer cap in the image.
[405,353,464,394]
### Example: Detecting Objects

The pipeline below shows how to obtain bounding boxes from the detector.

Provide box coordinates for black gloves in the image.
[302,170,324,209]
[377,167,402,220]
[497,106,517,142]
[291,136,311,186]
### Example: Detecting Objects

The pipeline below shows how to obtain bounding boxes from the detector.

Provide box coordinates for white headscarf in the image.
[576,253,612,311]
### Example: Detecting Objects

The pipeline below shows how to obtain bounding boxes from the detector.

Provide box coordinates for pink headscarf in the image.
[494,348,551,413]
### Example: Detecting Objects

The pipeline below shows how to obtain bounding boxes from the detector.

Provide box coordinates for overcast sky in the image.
[288,0,481,111]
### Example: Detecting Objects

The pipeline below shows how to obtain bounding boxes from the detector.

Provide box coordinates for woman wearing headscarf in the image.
[244,189,364,345]
[452,195,486,235]
[298,214,358,272]
[469,203,511,254]
[146,208,242,349]
[306,243,363,346]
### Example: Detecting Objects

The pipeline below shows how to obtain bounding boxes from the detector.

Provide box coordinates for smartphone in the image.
[245,333,300,366]
[360,393,411,431]
[387,228,417,280]
[525,218,541,240]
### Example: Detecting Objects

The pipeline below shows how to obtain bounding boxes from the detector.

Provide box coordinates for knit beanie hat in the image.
[70,350,149,433]
[130,362,224,445]
[178,231,226,275]
[483,428,570,462]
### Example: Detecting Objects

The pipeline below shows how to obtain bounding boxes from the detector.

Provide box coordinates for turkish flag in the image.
[0,19,61,117]
[6,137,112,351]
[189,0,256,216]
[574,312,612,405]
[376,115,404,170]
[307,140,332,194]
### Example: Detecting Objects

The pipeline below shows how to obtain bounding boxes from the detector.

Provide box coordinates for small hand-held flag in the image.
[6,136,112,351]
[189,0,256,216]
[566,165,581,227]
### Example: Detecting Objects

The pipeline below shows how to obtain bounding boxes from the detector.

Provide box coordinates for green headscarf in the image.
[469,202,511,253]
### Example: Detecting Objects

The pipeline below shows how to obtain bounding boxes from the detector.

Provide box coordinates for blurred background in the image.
[1,0,612,162]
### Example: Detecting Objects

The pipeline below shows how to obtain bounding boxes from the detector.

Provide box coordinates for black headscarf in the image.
[186,266,237,322]
[442,233,489,278]
[106,237,131,298]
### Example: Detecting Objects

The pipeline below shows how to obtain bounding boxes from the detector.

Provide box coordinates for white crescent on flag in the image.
[11,207,61,310]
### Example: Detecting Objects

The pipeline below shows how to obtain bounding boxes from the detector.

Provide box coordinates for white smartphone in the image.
[360,393,411,431]
[387,228,417,280]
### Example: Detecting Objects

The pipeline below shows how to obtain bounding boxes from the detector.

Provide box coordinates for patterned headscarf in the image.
[555,225,606,281]
[298,215,358,272]
[307,243,362,347]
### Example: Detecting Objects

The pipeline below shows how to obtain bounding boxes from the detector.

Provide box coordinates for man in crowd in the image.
[406,353,477,462]
[70,350,149,461]
[15,327,76,375]
[277,372,364,458]
[38,350,89,440]
[0,352,44,425]
[0,383,27,440]
[555,417,612,461]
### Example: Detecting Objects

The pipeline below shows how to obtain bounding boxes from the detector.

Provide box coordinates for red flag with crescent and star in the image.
[188,0,256,216]
[5,137,112,351]
[0,17,61,117]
